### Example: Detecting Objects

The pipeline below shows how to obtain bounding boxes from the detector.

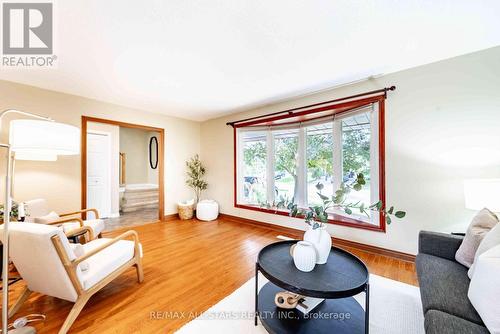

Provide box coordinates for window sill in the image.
[234,203,386,233]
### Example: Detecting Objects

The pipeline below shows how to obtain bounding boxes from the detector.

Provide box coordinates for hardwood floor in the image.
[2,217,417,333]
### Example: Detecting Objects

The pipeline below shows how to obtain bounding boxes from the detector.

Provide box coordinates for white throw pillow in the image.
[468,244,500,334]
[33,211,60,225]
[469,223,500,278]
[456,208,498,268]
[68,243,90,272]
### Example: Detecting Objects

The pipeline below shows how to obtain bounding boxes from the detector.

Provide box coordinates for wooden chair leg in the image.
[58,295,90,334]
[135,258,144,283]
[8,287,32,318]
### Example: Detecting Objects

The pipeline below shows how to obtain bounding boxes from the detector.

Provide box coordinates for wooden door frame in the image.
[81,116,165,221]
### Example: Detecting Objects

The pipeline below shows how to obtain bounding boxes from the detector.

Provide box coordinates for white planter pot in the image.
[196,200,219,221]
[304,225,332,264]
[292,241,316,272]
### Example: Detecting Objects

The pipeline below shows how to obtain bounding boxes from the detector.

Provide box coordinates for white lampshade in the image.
[464,179,500,212]
[14,151,57,161]
[9,119,80,160]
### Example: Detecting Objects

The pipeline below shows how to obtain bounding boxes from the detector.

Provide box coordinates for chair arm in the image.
[47,217,84,227]
[65,226,94,242]
[60,208,100,219]
[418,231,464,261]
[73,230,140,265]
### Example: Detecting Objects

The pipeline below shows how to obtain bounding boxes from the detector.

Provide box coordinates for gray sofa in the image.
[416,231,489,334]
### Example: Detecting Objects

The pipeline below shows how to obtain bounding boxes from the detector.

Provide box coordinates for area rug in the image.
[176,273,424,334]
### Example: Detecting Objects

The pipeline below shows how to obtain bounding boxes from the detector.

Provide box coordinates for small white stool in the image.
[196,200,219,221]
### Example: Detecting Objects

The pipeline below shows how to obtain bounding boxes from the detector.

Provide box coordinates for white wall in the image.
[119,127,159,185]
[200,46,500,255]
[0,80,200,215]
[87,122,120,216]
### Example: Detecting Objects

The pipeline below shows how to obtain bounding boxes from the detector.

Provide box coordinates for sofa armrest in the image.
[418,231,464,261]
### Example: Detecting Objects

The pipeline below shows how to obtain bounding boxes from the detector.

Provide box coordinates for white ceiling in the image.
[1,0,499,121]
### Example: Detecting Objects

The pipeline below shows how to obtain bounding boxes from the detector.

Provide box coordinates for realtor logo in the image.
[2,2,56,67]
[3,3,53,54]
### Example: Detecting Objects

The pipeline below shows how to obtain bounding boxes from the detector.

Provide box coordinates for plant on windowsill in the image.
[263,173,406,264]
[290,173,405,226]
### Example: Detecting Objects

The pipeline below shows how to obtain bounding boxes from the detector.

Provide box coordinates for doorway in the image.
[81,116,164,231]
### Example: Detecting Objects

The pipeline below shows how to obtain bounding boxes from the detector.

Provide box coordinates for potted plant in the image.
[179,155,208,220]
[185,154,208,203]
[0,201,25,222]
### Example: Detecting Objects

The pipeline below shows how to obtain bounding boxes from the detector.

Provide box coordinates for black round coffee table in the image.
[255,240,370,334]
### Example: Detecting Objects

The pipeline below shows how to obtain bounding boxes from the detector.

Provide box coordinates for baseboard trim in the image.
[163,213,178,221]
[332,237,416,263]
[219,213,416,263]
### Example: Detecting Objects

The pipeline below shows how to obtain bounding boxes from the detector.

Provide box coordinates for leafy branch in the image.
[185,154,208,203]
[263,173,406,229]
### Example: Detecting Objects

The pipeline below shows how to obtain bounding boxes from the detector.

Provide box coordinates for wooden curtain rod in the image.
[226,86,396,127]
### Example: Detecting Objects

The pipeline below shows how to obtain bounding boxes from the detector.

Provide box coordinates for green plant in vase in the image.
[185,154,208,204]
[267,173,406,264]
[287,173,406,228]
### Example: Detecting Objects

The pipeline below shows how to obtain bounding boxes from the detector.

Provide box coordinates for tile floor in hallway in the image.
[102,208,160,231]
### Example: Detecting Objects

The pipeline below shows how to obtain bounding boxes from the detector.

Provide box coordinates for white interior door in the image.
[87,132,111,218]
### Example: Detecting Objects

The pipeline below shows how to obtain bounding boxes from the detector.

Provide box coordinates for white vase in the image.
[292,241,316,272]
[304,225,332,264]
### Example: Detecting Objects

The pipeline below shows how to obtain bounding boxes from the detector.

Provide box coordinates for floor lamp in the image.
[1,110,80,333]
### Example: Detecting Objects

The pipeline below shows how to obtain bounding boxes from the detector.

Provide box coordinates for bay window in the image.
[234,96,386,231]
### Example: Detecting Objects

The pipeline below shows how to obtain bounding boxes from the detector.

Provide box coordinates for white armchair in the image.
[3,222,143,334]
[24,199,105,239]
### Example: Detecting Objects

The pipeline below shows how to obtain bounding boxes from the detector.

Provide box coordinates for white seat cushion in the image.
[62,218,105,237]
[84,219,105,235]
[79,238,135,290]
